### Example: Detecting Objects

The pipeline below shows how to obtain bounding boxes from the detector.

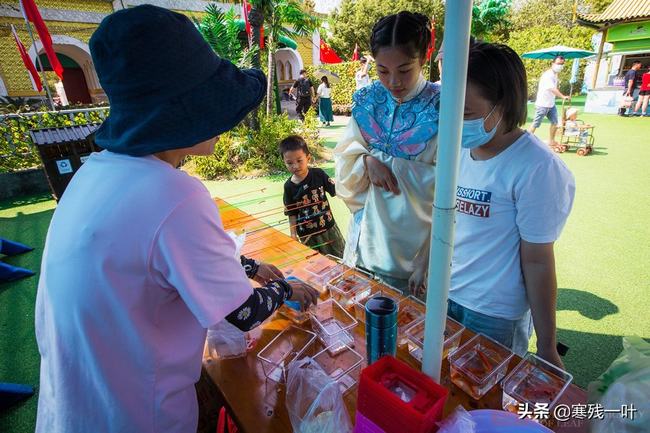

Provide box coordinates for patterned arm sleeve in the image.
[240,255,259,279]
[225,279,293,331]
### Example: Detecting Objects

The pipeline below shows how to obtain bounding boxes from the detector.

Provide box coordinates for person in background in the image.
[317,76,334,126]
[355,55,374,90]
[281,135,345,258]
[619,61,641,117]
[448,41,575,367]
[335,11,438,291]
[564,108,592,145]
[529,56,569,146]
[289,69,314,121]
[632,64,650,117]
[34,6,319,433]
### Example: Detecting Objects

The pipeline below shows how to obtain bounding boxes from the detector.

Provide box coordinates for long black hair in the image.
[467,41,528,133]
[370,11,431,60]
[321,76,330,88]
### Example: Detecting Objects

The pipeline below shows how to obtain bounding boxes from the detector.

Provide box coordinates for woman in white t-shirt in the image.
[317,76,334,126]
[448,41,575,367]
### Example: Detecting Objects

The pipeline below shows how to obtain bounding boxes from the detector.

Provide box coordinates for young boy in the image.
[280,135,345,258]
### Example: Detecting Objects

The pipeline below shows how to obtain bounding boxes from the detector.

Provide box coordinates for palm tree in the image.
[193,5,258,68]
[249,0,319,115]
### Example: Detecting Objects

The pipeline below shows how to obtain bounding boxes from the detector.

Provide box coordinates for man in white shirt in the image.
[355,55,374,90]
[529,56,569,146]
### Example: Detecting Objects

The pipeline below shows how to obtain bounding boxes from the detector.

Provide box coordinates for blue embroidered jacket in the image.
[352,81,441,160]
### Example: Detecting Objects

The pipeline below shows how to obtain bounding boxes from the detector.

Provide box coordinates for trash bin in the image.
[29,124,102,201]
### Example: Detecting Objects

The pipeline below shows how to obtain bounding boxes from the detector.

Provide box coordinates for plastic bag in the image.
[286,357,352,433]
[436,406,476,433]
[589,335,650,433]
[207,320,248,359]
[226,231,246,258]
[620,96,634,108]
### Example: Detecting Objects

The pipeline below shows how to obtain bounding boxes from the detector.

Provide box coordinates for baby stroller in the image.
[554,103,595,156]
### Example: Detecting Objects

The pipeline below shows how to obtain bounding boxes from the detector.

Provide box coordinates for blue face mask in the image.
[461,106,501,149]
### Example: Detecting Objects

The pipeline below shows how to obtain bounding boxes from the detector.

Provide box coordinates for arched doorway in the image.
[38,53,91,104]
[275,48,303,93]
[29,36,103,105]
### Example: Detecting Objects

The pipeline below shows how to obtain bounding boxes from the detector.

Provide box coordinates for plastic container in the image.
[310,298,358,356]
[396,296,426,345]
[405,316,465,362]
[502,353,573,415]
[327,268,373,307]
[277,276,312,324]
[311,342,364,396]
[257,325,316,383]
[354,285,403,324]
[303,254,347,289]
[356,356,448,433]
[449,333,514,400]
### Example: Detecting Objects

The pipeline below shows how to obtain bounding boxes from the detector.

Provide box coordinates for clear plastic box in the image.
[396,296,426,345]
[310,298,358,356]
[311,342,364,396]
[405,316,466,362]
[353,285,403,324]
[277,277,312,325]
[302,254,347,290]
[449,333,514,400]
[502,352,573,415]
[327,268,374,307]
[257,325,316,383]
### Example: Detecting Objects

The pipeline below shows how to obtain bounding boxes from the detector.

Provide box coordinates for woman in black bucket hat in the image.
[34,5,318,432]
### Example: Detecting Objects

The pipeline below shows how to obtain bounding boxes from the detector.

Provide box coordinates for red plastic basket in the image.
[356,356,448,433]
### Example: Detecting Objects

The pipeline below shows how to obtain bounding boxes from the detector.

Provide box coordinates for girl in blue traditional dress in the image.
[334,12,439,291]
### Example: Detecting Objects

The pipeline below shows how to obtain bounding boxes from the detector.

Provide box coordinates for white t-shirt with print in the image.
[450,132,575,320]
[35,151,253,433]
[317,83,332,98]
[535,69,559,108]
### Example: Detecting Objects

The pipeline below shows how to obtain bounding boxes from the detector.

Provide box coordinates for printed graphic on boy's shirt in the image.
[456,186,491,218]
[292,185,333,234]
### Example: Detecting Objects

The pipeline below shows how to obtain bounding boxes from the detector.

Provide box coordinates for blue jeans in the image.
[447,299,533,356]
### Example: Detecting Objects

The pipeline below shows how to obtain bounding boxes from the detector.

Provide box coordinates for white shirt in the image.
[535,69,559,108]
[355,70,371,90]
[450,132,575,320]
[317,83,332,98]
[35,151,253,433]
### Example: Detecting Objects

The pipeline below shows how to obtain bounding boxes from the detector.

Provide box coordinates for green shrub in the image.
[189,110,324,180]
[0,108,110,173]
[508,25,594,99]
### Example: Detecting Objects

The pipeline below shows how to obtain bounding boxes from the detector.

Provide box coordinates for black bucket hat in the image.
[89,4,266,156]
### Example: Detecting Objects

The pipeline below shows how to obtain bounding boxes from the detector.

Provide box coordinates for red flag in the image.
[260,25,265,49]
[426,18,436,61]
[320,39,342,64]
[352,43,359,61]
[20,0,64,80]
[11,25,42,91]
[242,0,251,37]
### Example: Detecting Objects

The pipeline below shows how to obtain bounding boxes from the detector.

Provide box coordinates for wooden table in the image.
[203,198,589,433]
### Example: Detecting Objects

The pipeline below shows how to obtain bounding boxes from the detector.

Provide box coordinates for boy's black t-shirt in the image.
[283,168,336,237]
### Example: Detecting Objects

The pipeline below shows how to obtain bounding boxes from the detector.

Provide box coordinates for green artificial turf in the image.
[1,104,649,432]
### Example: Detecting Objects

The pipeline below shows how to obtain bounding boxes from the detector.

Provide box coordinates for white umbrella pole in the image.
[422,0,473,381]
